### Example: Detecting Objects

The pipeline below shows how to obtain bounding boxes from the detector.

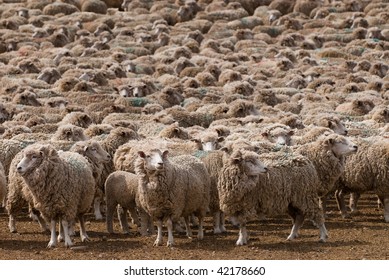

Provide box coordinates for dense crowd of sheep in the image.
[0,0,389,249]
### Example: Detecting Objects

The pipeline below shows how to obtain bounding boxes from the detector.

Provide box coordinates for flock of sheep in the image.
[0,0,389,249]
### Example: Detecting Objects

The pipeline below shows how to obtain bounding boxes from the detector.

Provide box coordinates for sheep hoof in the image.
[166,241,174,247]
[319,238,327,243]
[47,241,57,248]
[153,240,163,246]
[95,215,103,221]
[81,235,90,242]
[236,240,247,246]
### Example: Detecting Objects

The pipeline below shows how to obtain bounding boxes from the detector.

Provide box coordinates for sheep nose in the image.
[344,130,348,135]
[353,145,358,150]
[263,167,268,172]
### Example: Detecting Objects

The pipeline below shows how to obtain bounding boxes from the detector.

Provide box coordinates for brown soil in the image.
[1,193,389,260]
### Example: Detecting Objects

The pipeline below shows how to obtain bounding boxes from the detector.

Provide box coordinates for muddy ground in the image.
[0,192,388,260]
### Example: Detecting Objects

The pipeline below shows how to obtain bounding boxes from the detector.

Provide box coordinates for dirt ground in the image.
[1,192,389,260]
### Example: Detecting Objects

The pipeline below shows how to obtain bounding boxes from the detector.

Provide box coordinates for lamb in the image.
[217,149,268,245]
[15,143,95,248]
[93,127,140,220]
[135,148,210,246]
[105,171,153,236]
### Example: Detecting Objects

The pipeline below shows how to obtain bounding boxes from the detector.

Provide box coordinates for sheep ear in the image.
[217,136,224,143]
[220,147,229,153]
[288,130,294,136]
[261,132,269,137]
[162,150,169,159]
[138,151,146,158]
[325,138,335,146]
[83,145,89,152]
[327,121,333,128]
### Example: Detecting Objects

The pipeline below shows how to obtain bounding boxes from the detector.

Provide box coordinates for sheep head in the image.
[323,134,358,158]
[138,149,168,172]
[229,150,268,176]
[17,145,58,176]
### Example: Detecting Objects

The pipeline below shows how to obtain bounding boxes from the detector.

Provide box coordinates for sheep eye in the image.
[31,155,37,159]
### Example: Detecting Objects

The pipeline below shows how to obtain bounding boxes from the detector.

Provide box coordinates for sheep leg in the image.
[319,195,328,218]
[8,214,17,233]
[118,206,130,234]
[129,207,140,227]
[184,216,193,238]
[220,212,226,233]
[154,220,163,246]
[318,223,328,243]
[335,189,349,218]
[29,205,48,232]
[78,214,90,242]
[61,219,73,248]
[287,205,304,241]
[105,203,115,234]
[166,218,174,247]
[379,196,389,222]
[349,192,360,213]
[236,223,248,246]
[93,197,103,220]
[47,220,58,248]
[137,208,150,236]
[197,216,204,240]
[58,219,64,242]
[213,211,221,234]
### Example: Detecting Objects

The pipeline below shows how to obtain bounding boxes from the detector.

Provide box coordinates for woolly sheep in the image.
[217,149,268,245]
[70,140,111,218]
[135,149,210,246]
[16,144,95,248]
[295,133,358,214]
[255,150,328,243]
[335,137,389,221]
[51,124,88,141]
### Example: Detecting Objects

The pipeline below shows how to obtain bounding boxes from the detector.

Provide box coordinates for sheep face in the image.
[262,128,294,146]
[328,119,348,135]
[83,142,111,163]
[325,135,358,157]
[17,145,57,176]
[138,149,167,172]
[230,150,267,176]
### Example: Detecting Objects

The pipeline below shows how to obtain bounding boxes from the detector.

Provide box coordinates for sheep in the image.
[51,124,88,141]
[303,113,348,135]
[69,140,111,219]
[135,148,210,246]
[253,150,328,243]
[194,149,228,234]
[15,143,95,248]
[104,171,153,236]
[59,112,93,128]
[217,149,268,245]
[295,133,358,214]
[335,137,389,221]
[93,127,140,220]
[218,150,328,245]
[335,99,375,117]
[81,0,108,14]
